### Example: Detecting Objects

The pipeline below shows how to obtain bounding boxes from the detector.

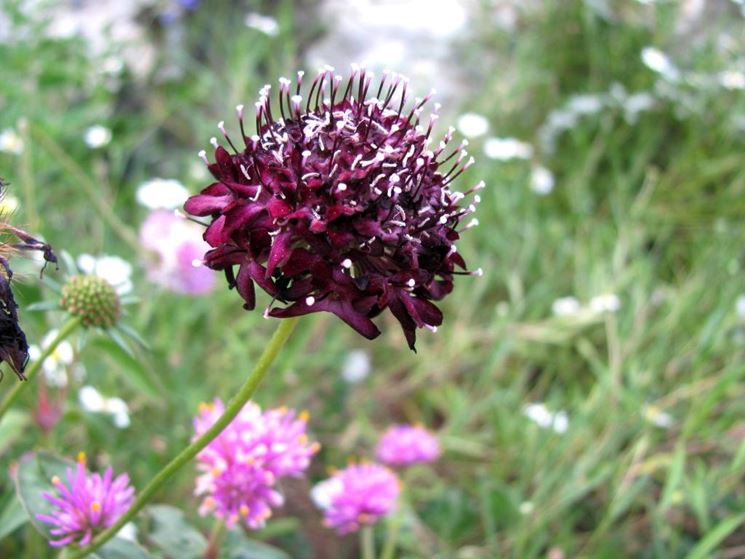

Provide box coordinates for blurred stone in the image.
[1,0,155,77]
[305,0,475,109]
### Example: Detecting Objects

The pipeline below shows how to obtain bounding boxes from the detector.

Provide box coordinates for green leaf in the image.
[145,504,207,559]
[89,337,162,401]
[222,531,291,559]
[0,409,30,456]
[0,491,29,540]
[13,451,74,536]
[25,300,62,312]
[684,513,745,559]
[106,326,136,358]
[91,537,154,559]
[115,322,151,351]
[660,442,685,511]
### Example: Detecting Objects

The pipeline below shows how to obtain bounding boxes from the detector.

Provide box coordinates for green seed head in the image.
[60,275,121,328]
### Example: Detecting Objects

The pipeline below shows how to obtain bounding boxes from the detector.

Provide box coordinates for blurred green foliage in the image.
[1,0,745,557]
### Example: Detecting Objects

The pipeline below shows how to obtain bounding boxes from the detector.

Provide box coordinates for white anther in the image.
[473,268,484,276]
[305,296,315,306]
[191,259,203,268]
[407,278,416,287]
[342,258,352,269]
[236,104,244,117]
[338,183,347,191]
[198,150,208,164]
[210,137,219,148]
[218,121,226,134]
[425,324,438,333]
[465,218,479,229]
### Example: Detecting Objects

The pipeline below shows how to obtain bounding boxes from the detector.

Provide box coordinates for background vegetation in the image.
[1,0,744,557]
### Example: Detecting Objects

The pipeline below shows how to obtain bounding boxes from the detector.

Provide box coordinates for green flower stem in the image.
[203,518,226,559]
[0,316,82,421]
[380,511,402,559]
[29,124,141,253]
[361,525,376,559]
[67,316,300,559]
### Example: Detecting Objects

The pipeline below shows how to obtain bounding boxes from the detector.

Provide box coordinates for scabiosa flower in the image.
[193,400,319,529]
[36,452,135,547]
[375,424,440,467]
[312,462,400,534]
[60,275,121,328]
[185,65,483,349]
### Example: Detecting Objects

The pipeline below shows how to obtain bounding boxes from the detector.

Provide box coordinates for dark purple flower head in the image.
[185,66,483,349]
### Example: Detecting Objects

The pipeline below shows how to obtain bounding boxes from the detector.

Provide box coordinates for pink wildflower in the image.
[36,453,134,547]
[193,400,319,529]
[140,209,216,295]
[312,462,400,534]
[376,424,440,467]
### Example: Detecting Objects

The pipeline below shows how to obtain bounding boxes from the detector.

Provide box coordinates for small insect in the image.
[0,178,57,380]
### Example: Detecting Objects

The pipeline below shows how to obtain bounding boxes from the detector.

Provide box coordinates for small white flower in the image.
[77,254,133,294]
[340,350,371,384]
[519,501,535,515]
[641,47,680,81]
[310,477,343,510]
[79,385,105,410]
[0,128,24,155]
[456,112,489,138]
[530,165,554,195]
[116,522,138,542]
[546,110,578,131]
[245,13,279,36]
[736,294,745,318]
[719,71,745,91]
[108,397,131,428]
[590,293,621,313]
[28,330,75,388]
[623,92,656,123]
[483,137,534,161]
[79,385,130,429]
[136,178,190,210]
[83,125,112,149]
[552,296,581,317]
[567,94,604,115]
[642,405,674,428]
[523,403,569,434]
